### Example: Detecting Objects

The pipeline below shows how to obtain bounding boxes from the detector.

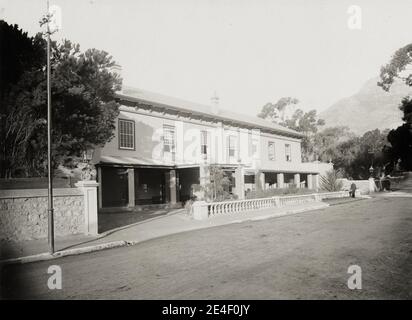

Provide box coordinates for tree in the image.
[193,165,231,202]
[257,97,325,161]
[324,129,391,179]
[377,43,412,171]
[384,97,412,171]
[282,108,325,161]
[0,21,46,177]
[378,43,412,91]
[0,20,122,178]
[257,97,299,123]
[313,126,355,162]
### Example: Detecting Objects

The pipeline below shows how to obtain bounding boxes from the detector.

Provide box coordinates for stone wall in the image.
[0,188,85,241]
[338,179,373,194]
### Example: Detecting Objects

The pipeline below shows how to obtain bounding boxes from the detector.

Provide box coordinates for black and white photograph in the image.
[0,0,411,308]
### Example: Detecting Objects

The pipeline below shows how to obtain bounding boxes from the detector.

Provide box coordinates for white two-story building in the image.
[93,86,331,209]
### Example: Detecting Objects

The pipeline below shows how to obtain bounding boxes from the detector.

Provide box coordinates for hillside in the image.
[320,77,410,135]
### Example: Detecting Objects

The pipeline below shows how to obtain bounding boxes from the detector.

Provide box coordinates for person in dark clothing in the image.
[349,183,357,198]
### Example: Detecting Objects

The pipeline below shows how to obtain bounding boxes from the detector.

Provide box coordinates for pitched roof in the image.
[115,86,304,138]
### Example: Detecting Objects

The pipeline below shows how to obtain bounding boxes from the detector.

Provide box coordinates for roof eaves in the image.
[114,92,304,139]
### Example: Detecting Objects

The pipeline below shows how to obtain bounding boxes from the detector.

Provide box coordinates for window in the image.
[248,132,258,157]
[228,135,237,158]
[268,141,275,161]
[118,119,135,150]
[163,125,176,160]
[285,144,292,162]
[201,130,208,157]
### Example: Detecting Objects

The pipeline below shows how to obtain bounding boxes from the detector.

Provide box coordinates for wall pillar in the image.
[307,174,313,189]
[127,168,135,207]
[277,173,284,188]
[369,177,377,193]
[97,166,103,209]
[192,201,209,220]
[75,180,99,235]
[234,166,245,199]
[294,173,301,188]
[169,169,177,204]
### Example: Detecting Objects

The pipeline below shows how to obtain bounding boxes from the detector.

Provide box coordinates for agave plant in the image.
[320,169,344,191]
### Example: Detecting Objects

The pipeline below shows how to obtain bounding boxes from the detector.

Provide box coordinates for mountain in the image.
[320,77,411,135]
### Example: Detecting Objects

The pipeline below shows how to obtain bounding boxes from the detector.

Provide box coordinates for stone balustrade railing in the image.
[192,190,349,220]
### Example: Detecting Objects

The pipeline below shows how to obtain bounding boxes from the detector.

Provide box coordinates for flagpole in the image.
[46,0,55,254]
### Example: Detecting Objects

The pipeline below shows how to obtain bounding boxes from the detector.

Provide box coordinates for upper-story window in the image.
[201,130,208,158]
[248,132,258,157]
[228,135,237,159]
[285,143,292,162]
[118,119,135,150]
[163,125,176,161]
[268,141,275,161]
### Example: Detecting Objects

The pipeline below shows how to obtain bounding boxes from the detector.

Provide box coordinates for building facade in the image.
[93,87,331,209]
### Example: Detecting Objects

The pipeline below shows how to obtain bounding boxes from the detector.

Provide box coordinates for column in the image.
[294,173,300,188]
[234,166,245,200]
[259,171,265,190]
[314,174,320,190]
[165,171,170,201]
[75,180,99,235]
[216,122,224,164]
[169,169,177,204]
[127,168,135,207]
[307,174,313,189]
[255,171,265,190]
[199,163,209,187]
[277,173,284,189]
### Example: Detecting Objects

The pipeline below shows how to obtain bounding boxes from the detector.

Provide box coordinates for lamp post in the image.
[368,149,375,178]
[40,1,61,254]
[81,148,96,181]
[46,0,54,255]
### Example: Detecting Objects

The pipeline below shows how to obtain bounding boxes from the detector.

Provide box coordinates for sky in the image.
[1,0,412,116]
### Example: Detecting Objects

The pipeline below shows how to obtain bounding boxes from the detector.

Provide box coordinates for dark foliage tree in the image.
[330,129,390,179]
[378,43,412,171]
[0,20,122,178]
[384,97,412,171]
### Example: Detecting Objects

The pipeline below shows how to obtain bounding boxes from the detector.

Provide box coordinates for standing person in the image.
[350,182,357,198]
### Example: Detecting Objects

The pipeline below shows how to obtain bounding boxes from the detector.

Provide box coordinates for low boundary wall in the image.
[192,191,348,220]
[0,180,98,241]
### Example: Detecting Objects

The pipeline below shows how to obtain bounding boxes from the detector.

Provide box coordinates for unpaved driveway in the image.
[1,196,411,299]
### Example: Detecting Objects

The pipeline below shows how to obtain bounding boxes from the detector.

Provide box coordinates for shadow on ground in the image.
[98,209,181,234]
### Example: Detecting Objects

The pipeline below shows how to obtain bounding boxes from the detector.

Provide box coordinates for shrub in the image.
[320,169,344,191]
